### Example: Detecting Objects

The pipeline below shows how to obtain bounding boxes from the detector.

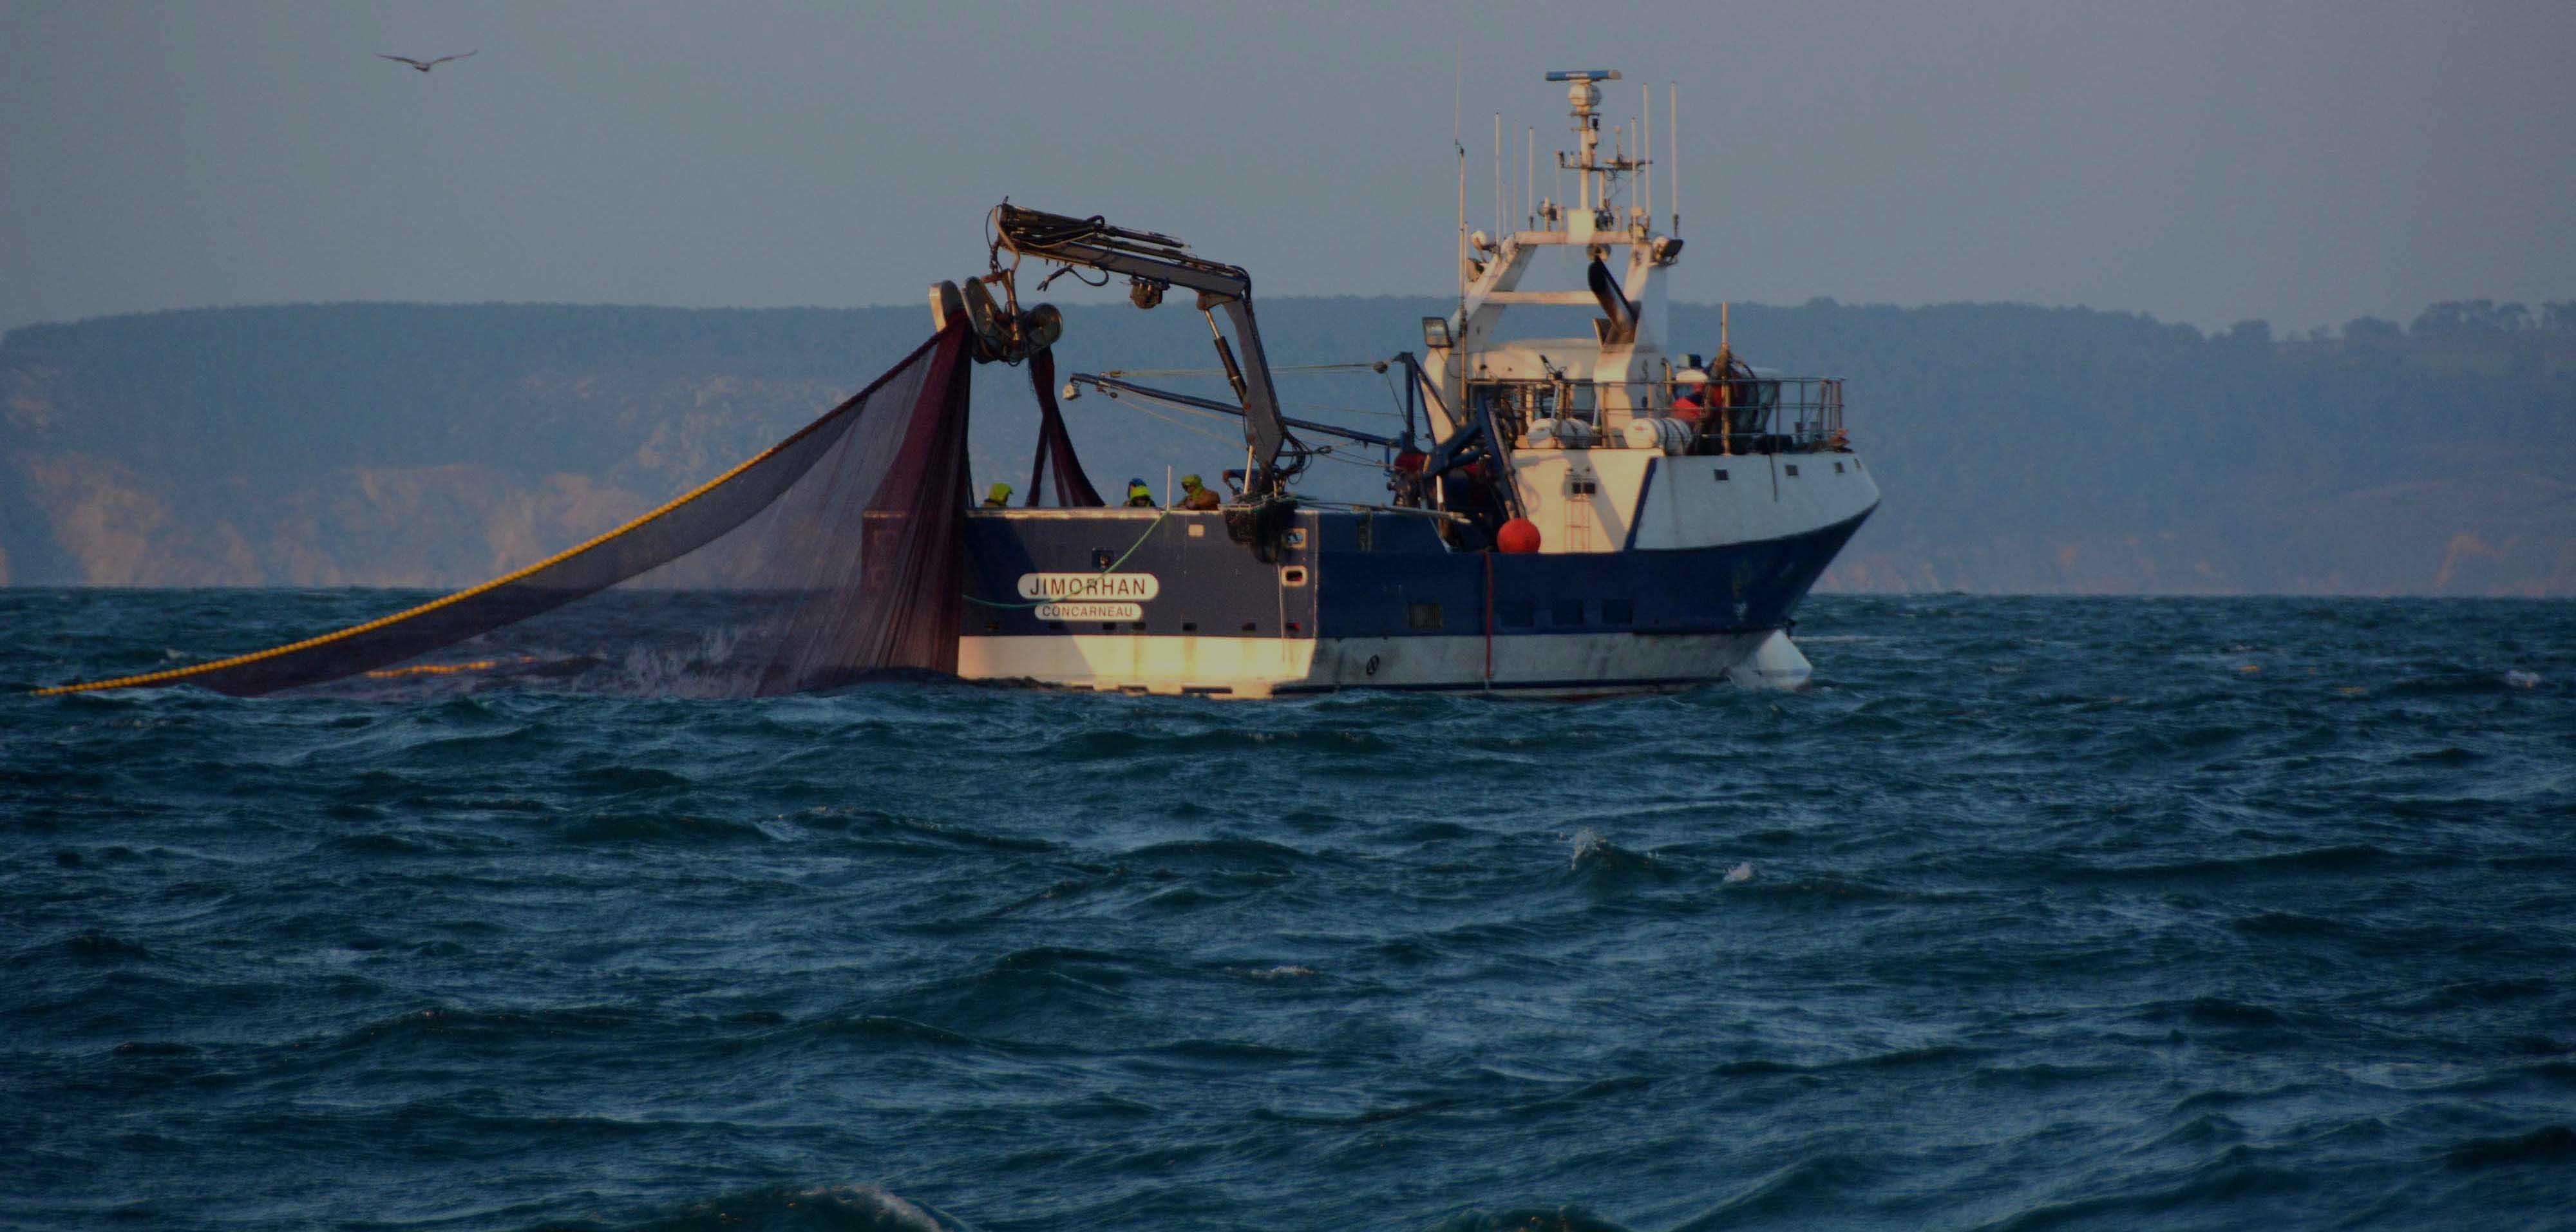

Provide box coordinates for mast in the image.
[1544,70,1619,220]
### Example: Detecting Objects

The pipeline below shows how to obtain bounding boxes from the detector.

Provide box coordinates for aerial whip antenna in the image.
[1454,37,1467,370]
[1642,83,1653,224]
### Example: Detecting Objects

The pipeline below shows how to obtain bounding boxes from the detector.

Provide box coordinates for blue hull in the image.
[954,504,1871,694]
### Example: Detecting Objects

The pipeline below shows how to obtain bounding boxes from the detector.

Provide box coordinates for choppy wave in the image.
[3,592,2571,1229]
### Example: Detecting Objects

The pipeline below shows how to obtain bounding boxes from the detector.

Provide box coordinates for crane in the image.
[984,204,1305,502]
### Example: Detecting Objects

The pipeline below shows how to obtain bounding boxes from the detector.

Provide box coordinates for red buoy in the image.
[1497,517,1542,554]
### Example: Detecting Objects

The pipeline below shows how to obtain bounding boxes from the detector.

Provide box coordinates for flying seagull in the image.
[377,50,476,73]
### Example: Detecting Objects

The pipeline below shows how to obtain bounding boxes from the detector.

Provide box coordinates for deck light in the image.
[1421,316,1453,349]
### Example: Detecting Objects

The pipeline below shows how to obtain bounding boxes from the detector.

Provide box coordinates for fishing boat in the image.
[945,69,1879,697]
[35,68,1878,703]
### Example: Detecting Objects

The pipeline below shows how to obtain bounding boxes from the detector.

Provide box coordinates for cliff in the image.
[2,299,2568,594]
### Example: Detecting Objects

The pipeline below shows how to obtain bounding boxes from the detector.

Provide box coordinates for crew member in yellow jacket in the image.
[1176,474,1221,511]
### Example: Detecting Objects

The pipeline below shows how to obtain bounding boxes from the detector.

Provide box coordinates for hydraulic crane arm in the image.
[992,204,1301,499]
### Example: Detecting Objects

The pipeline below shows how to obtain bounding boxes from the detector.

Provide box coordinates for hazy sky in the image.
[3,1,2570,337]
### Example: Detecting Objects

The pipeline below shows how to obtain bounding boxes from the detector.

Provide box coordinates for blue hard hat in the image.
[1127,477,1148,488]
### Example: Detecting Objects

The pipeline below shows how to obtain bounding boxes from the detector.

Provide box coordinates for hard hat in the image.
[1128,477,1148,489]
[1180,473,1204,488]
[988,482,1012,500]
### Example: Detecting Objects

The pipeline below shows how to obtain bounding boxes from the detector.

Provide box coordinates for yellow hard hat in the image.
[1180,473,1203,489]
[987,482,1012,500]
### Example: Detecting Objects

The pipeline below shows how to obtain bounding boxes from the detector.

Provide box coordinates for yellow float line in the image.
[361,656,538,681]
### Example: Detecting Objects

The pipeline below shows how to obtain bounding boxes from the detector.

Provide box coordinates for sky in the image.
[3,1,2571,337]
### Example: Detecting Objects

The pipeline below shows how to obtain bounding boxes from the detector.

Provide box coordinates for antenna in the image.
[1642,82,1652,225]
[1639,90,1653,339]
[1669,82,1681,234]
[1454,39,1466,330]
[1493,113,1502,241]
[1549,69,1620,212]
[1525,125,1535,228]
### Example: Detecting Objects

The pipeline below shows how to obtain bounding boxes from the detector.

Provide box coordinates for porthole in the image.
[1714,468,1730,482]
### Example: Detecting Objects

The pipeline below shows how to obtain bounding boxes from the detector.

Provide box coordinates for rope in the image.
[962,504,1173,609]
[1297,500,1463,522]
[1306,444,1393,471]
[1281,400,1403,419]
[1102,385,1401,444]
[1124,399,1240,445]
[1103,362,1384,377]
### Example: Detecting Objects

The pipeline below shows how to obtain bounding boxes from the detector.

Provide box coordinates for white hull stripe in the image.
[955,629,1806,696]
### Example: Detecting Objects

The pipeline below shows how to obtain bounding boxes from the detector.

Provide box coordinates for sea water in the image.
[4,592,2571,1230]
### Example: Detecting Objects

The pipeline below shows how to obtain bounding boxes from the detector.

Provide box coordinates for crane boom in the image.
[992,204,1300,499]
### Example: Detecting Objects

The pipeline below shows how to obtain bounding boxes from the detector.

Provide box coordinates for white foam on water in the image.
[783,1186,956,1232]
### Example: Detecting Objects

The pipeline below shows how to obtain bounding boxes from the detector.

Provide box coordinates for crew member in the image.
[981,482,1014,508]
[1176,473,1222,511]
[1671,373,1709,426]
[1124,478,1156,507]
[1709,347,1741,446]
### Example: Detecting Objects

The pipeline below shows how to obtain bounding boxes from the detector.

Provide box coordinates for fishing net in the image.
[41,323,978,699]
[1023,349,1102,507]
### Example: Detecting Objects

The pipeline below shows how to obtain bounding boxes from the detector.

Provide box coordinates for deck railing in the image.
[1464,375,1851,453]
[1647,375,1848,451]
